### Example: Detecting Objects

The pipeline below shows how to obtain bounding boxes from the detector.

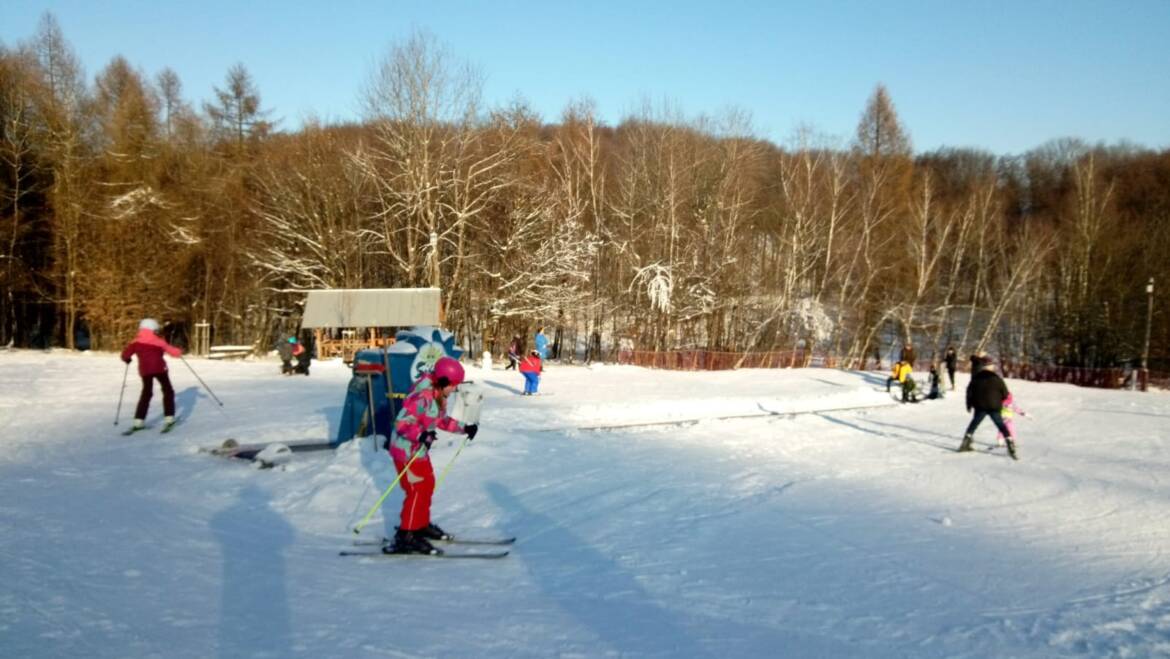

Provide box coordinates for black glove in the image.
[464,424,478,441]
[123,358,131,364]
[418,430,437,450]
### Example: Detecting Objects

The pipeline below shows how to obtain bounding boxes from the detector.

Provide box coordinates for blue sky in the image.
[3,0,1168,154]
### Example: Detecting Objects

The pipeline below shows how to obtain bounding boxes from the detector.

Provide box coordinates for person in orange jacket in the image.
[519,350,542,395]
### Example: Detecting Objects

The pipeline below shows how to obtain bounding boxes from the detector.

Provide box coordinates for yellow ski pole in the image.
[434,435,470,491]
[352,447,422,535]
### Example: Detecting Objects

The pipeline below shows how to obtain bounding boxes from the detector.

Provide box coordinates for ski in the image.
[339,549,509,560]
[160,417,182,434]
[354,535,516,547]
[121,425,151,436]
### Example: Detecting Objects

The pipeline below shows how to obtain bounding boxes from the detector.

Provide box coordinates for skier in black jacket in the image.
[958,356,1018,459]
[944,346,958,390]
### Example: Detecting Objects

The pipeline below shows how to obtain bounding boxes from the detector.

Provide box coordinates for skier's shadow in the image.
[211,484,295,659]
[486,482,711,657]
[480,379,524,396]
[175,386,200,420]
[818,414,956,452]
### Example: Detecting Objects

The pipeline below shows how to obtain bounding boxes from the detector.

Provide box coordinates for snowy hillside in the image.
[1,350,1168,658]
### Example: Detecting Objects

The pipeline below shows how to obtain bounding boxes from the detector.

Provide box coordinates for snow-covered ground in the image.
[1,349,1168,658]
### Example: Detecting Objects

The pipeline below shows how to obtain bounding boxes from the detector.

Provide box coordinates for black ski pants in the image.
[964,408,1011,439]
[135,372,175,420]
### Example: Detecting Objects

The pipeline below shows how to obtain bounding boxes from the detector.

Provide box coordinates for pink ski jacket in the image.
[388,375,468,463]
[121,329,182,377]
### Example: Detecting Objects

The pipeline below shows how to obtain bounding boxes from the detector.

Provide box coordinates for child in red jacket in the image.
[519,350,542,395]
[121,318,182,431]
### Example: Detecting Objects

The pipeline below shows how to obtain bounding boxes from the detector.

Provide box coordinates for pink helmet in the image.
[432,356,465,388]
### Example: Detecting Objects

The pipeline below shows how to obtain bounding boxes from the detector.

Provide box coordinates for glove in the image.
[464,424,478,441]
[418,430,437,450]
[123,358,131,364]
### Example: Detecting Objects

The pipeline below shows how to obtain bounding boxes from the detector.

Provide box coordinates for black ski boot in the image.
[957,434,974,452]
[419,523,452,541]
[1005,438,1019,461]
[384,529,439,555]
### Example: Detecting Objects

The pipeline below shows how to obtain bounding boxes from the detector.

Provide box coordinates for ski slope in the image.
[1,350,1168,658]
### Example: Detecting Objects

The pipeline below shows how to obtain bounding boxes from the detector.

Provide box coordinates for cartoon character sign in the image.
[410,341,448,382]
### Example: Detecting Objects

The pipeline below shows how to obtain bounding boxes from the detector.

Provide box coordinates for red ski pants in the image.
[393,455,435,532]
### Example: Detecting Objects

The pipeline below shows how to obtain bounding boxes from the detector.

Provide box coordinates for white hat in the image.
[139,318,160,331]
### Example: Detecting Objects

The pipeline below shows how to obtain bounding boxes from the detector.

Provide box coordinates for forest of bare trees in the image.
[2,17,1166,372]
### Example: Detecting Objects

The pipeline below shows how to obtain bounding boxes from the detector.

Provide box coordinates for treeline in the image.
[2,17,1167,369]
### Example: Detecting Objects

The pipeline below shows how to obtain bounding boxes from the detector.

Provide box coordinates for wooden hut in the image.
[300,288,442,362]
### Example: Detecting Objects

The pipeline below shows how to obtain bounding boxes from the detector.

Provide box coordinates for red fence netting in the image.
[616,350,1166,391]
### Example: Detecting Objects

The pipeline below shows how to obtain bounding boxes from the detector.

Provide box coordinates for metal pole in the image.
[1142,277,1154,391]
[179,354,225,407]
[114,361,130,425]
[353,448,422,535]
[429,231,440,288]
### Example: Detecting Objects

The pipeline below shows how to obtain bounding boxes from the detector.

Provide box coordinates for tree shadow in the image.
[211,484,295,659]
[486,481,711,657]
[316,405,344,438]
[855,371,890,388]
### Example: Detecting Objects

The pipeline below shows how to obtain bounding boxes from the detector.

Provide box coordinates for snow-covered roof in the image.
[300,288,441,328]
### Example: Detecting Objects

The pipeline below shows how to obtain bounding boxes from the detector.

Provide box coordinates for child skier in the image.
[958,356,1017,459]
[291,337,310,376]
[887,360,916,402]
[120,318,183,432]
[519,350,542,395]
[994,392,1028,448]
[384,356,478,555]
[505,335,521,371]
[885,360,904,392]
[926,363,944,400]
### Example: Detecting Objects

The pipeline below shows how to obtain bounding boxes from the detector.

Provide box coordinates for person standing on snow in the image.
[926,363,944,400]
[505,335,522,371]
[893,360,918,403]
[958,355,1017,459]
[384,356,478,555]
[534,327,549,361]
[121,318,183,431]
[291,336,310,376]
[944,346,958,390]
[277,337,295,375]
[885,360,905,392]
[519,350,542,395]
[900,342,916,368]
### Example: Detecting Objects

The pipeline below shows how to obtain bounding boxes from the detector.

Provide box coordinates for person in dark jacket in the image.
[926,363,944,400]
[969,351,988,375]
[958,356,1017,459]
[900,342,915,368]
[121,318,183,431]
[505,335,521,371]
[944,346,958,390]
[277,337,295,375]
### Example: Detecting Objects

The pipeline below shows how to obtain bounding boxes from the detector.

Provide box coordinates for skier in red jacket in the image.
[121,318,183,431]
